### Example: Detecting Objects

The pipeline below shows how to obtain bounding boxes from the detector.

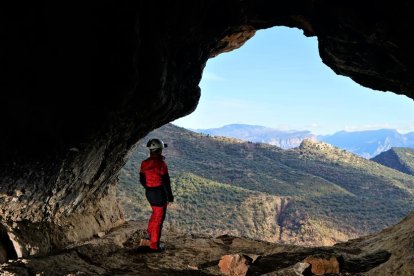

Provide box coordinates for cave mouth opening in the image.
[123,26,414,246]
[175,26,414,139]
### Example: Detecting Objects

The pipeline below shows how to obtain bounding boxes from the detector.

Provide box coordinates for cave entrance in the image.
[175,26,414,142]
[118,26,414,247]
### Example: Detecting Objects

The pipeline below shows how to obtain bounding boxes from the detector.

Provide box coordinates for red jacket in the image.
[140,154,174,204]
[140,154,169,188]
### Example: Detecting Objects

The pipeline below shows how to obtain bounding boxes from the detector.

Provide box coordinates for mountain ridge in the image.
[318,129,414,158]
[195,124,315,149]
[118,124,414,246]
[371,147,414,176]
[193,123,414,158]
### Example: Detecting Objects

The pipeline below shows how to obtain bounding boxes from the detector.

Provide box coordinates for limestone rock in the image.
[336,211,414,276]
[271,262,312,276]
[299,139,334,152]
[210,25,256,57]
[219,254,251,276]
[304,254,340,275]
[293,262,311,275]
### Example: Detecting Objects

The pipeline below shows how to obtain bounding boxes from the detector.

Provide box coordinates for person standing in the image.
[139,138,174,251]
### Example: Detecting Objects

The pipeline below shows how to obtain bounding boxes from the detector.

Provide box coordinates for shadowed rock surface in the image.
[1,1,414,273]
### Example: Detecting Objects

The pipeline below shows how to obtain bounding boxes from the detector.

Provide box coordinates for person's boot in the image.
[148,245,165,253]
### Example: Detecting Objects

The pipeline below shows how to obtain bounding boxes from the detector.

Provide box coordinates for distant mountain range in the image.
[319,129,414,158]
[195,124,414,158]
[195,124,315,149]
[118,124,414,246]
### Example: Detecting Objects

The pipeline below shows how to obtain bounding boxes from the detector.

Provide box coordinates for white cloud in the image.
[308,123,320,128]
[202,71,224,81]
[396,122,414,133]
[344,124,392,132]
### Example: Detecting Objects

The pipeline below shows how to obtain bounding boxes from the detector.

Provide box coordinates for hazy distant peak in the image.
[218,123,269,129]
[195,124,314,149]
[318,129,414,158]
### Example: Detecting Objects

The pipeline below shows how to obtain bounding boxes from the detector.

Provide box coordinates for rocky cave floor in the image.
[0,221,391,275]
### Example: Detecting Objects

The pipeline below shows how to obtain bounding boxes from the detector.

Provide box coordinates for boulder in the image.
[304,255,340,275]
[219,254,252,276]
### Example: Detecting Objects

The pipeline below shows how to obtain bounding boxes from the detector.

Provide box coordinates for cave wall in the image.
[1,0,414,258]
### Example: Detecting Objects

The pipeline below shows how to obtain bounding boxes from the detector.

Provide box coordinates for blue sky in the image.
[173,27,414,135]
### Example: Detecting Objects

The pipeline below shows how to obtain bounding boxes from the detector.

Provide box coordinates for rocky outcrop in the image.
[2,0,414,262]
[296,138,367,165]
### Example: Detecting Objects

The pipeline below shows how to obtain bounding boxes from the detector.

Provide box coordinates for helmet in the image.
[146,138,167,151]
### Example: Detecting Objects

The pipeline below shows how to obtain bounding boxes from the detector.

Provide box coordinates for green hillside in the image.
[117,124,414,246]
[372,147,414,176]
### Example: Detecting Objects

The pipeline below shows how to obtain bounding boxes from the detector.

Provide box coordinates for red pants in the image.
[147,204,167,249]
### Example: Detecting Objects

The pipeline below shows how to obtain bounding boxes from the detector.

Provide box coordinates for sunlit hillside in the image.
[372,147,414,176]
[117,124,414,246]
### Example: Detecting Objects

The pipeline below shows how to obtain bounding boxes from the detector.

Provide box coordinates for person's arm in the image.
[139,172,147,188]
[161,161,174,202]
[162,173,174,202]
